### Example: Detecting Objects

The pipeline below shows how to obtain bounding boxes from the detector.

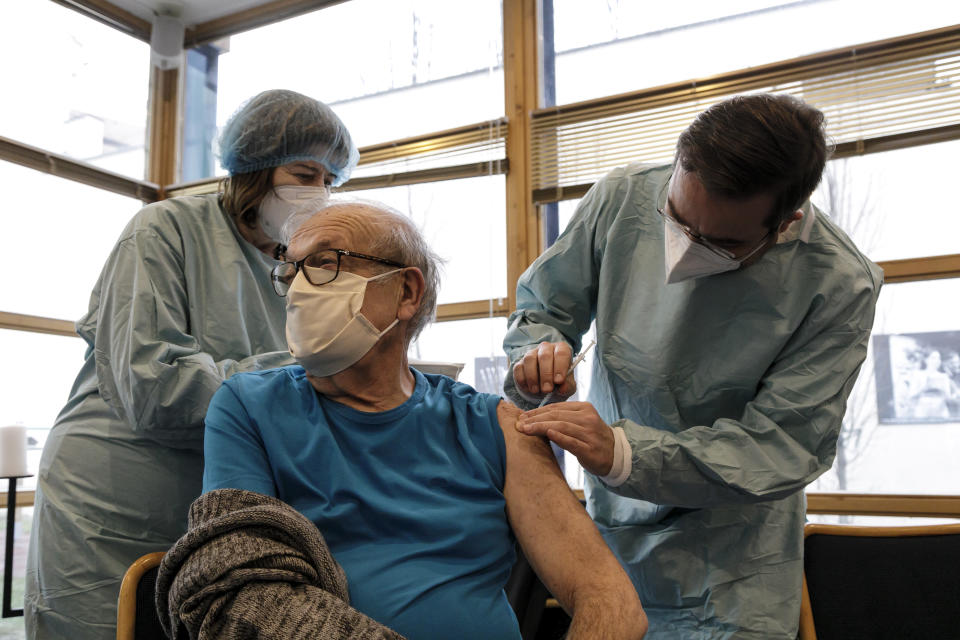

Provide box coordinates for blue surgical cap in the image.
[218,89,359,186]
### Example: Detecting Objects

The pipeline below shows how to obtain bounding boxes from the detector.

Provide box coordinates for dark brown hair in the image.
[675,93,830,228]
[219,168,274,228]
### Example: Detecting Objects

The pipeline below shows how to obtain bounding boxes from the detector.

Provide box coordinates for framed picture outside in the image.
[873,331,960,424]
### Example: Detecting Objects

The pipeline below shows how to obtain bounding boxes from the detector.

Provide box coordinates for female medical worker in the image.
[24,89,358,640]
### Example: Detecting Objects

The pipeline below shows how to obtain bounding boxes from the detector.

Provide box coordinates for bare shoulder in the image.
[495,400,554,464]
[495,400,532,449]
[496,399,522,427]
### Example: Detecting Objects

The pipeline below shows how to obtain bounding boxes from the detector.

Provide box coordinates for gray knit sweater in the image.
[156,488,406,640]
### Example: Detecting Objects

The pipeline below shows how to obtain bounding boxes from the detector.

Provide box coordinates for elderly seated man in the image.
[171,200,647,639]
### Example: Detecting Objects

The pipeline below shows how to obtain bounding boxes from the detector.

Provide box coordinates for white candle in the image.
[0,425,29,477]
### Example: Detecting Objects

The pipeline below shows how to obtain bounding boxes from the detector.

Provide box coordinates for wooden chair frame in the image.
[798,522,960,640]
[116,552,166,640]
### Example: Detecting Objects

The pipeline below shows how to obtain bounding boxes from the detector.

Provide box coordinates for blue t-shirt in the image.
[203,366,520,640]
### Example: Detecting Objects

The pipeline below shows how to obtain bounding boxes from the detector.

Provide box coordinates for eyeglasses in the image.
[270,248,405,296]
[656,177,773,261]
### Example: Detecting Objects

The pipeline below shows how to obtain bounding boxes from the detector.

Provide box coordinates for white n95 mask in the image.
[663,219,741,284]
[259,185,330,244]
[285,269,400,377]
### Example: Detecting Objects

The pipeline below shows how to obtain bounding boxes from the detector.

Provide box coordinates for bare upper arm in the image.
[495,400,639,615]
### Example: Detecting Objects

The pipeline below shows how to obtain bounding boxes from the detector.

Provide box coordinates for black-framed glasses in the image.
[271,248,405,296]
[656,175,773,261]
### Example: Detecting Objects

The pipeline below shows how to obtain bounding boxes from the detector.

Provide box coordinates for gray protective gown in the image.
[503,164,882,639]
[25,194,293,639]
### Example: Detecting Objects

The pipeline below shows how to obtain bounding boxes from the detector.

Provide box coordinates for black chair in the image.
[506,548,572,640]
[117,551,167,640]
[506,549,550,639]
[800,522,960,640]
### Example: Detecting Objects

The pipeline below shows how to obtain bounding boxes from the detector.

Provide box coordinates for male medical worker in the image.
[502,93,882,639]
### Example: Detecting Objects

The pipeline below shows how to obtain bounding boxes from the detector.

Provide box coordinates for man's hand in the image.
[516,402,615,476]
[513,341,577,398]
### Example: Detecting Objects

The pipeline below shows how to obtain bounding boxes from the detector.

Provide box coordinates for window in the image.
[171,0,512,335]
[343,175,507,305]
[410,316,509,392]
[0,1,149,179]
[809,278,960,496]
[556,138,960,267]
[182,0,504,181]
[548,0,960,105]
[0,330,88,489]
[0,162,142,320]
[811,140,960,262]
[0,505,33,636]
[533,9,960,208]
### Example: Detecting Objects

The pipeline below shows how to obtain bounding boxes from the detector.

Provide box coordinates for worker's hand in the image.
[513,341,577,398]
[516,402,614,476]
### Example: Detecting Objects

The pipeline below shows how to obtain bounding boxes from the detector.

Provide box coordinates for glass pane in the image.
[557,199,580,237]
[807,514,959,526]
[0,505,33,638]
[811,140,960,262]
[808,278,960,495]
[409,316,508,392]
[0,162,142,319]
[548,0,960,105]
[0,330,87,490]
[189,0,504,179]
[344,175,507,305]
[560,138,960,264]
[0,2,149,179]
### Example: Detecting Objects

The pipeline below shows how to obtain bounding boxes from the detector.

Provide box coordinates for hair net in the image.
[219,89,359,186]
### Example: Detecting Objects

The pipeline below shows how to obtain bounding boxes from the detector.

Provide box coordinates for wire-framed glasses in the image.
[270,248,405,296]
[655,176,772,261]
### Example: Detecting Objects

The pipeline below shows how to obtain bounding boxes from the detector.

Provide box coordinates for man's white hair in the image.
[364,201,443,343]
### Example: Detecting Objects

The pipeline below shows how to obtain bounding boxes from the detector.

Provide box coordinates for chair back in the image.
[117,552,167,640]
[799,523,960,640]
[505,548,552,640]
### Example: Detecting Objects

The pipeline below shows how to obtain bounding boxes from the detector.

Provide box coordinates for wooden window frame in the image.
[2,0,956,512]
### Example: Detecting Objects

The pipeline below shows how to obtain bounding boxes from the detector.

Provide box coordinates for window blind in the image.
[530,25,960,204]
[165,118,507,198]
[344,118,507,190]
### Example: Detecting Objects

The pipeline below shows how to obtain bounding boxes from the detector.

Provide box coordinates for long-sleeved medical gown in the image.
[24,194,293,640]
[503,164,882,639]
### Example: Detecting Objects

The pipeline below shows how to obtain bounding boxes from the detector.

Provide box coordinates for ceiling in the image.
[104,0,276,27]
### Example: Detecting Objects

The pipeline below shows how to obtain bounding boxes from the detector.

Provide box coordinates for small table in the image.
[3,475,31,618]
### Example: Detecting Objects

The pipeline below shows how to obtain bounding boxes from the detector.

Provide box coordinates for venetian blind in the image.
[530,25,960,204]
[164,118,507,199]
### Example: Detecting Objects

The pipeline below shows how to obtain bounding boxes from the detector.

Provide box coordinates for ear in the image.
[396,267,426,322]
[778,210,804,234]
